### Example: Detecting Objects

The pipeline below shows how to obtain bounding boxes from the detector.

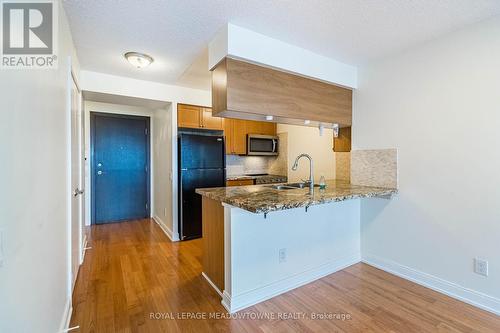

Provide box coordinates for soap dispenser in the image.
[319,175,326,190]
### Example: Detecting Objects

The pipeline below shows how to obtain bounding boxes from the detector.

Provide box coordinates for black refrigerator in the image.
[178,132,226,240]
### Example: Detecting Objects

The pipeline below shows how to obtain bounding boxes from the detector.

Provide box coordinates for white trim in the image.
[222,290,232,313]
[152,215,179,242]
[202,272,223,297]
[80,235,88,265]
[58,298,72,333]
[222,253,360,313]
[171,102,179,241]
[362,254,500,316]
[66,56,73,298]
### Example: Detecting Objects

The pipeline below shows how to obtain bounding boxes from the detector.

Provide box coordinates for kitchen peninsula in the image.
[196,180,397,313]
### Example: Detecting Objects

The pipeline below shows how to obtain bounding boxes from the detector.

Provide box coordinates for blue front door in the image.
[91,113,150,224]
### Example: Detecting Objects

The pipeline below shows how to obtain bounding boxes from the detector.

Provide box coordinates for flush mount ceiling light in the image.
[124,52,154,69]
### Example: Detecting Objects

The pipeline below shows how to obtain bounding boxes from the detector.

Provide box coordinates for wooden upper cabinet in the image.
[224,118,247,155]
[246,120,276,136]
[212,58,352,127]
[333,127,351,152]
[178,104,275,155]
[178,104,202,129]
[223,119,234,155]
[224,119,276,155]
[261,122,277,136]
[231,119,247,155]
[177,104,223,130]
[201,107,223,130]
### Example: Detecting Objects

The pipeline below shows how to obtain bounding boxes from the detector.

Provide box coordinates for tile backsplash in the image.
[226,155,278,176]
[350,149,398,188]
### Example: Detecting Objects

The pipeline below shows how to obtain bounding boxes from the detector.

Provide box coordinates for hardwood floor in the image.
[70,219,500,333]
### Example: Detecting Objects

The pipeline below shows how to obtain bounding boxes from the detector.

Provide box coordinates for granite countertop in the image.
[196,180,397,214]
[226,174,288,184]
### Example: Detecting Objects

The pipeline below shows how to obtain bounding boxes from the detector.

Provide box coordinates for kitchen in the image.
[173,41,398,312]
[5,2,500,332]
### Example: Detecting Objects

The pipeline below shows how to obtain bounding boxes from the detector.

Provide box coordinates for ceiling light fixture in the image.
[124,52,154,69]
[265,115,274,121]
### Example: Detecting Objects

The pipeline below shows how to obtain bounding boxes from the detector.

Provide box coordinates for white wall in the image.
[0,3,81,332]
[224,200,360,312]
[152,105,178,240]
[81,70,211,107]
[354,17,500,313]
[208,23,358,88]
[277,124,335,182]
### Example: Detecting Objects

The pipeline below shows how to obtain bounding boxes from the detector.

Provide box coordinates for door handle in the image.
[73,188,84,197]
[97,170,103,175]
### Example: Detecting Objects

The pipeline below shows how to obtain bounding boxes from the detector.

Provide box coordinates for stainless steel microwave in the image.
[247,134,279,156]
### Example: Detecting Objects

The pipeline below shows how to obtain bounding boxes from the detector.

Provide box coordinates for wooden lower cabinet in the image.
[226,179,255,186]
[202,197,225,292]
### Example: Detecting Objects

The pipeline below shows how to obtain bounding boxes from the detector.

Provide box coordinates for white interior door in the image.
[70,72,83,290]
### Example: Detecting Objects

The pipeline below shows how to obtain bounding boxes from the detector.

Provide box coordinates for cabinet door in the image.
[226,179,255,186]
[178,104,201,128]
[245,120,261,135]
[232,119,248,155]
[201,108,223,130]
[261,122,277,135]
[223,119,234,154]
[333,127,351,152]
[246,120,276,136]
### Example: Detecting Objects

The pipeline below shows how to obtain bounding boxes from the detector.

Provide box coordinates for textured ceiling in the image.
[63,0,500,90]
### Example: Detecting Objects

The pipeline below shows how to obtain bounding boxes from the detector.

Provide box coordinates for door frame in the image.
[90,112,151,225]
[68,63,84,301]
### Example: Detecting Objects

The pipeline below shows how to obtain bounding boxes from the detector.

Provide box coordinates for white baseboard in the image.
[223,253,361,313]
[202,272,223,297]
[58,298,72,333]
[362,253,500,316]
[80,235,88,265]
[153,215,179,242]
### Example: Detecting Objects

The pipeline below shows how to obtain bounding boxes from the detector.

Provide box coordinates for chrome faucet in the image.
[292,154,314,190]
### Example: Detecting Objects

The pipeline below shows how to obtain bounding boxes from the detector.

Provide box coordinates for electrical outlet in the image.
[279,248,287,263]
[474,258,488,277]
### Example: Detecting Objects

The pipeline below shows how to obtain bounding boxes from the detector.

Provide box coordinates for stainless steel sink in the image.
[269,183,321,190]
[270,185,300,190]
